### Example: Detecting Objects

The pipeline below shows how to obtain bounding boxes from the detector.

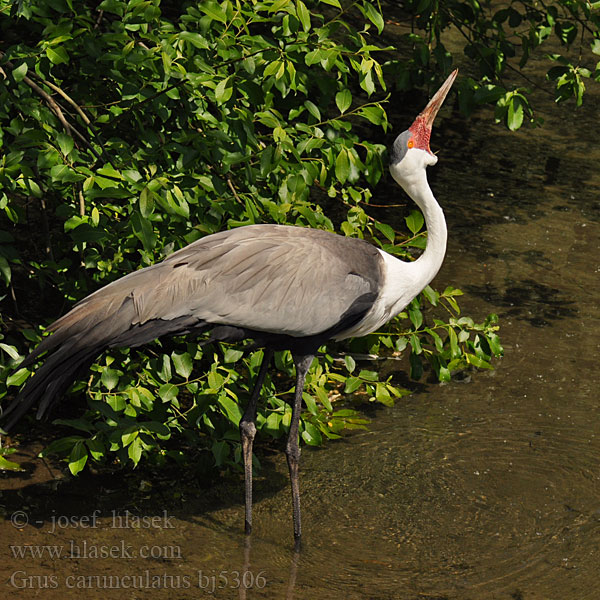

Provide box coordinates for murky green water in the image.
[3,46,600,600]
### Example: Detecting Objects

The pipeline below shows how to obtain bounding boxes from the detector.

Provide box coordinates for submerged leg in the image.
[240,348,273,535]
[286,353,314,547]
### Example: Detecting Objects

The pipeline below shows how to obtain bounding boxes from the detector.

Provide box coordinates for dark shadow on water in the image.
[0,428,289,530]
[466,278,578,326]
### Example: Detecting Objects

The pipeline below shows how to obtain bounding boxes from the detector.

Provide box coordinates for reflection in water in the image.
[238,536,299,600]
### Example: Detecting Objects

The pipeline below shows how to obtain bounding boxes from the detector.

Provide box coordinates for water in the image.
[2,64,600,600]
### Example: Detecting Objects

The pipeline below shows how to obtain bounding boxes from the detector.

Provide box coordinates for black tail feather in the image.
[2,345,100,432]
[1,312,207,432]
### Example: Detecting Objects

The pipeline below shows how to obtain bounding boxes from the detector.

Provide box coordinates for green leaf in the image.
[68,441,88,475]
[405,210,424,234]
[362,3,384,33]
[408,305,423,329]
[215,76,233,103]
[50,165,84,182]
[179,31,209,49]
[158,383,178,402]
[437,362,451,382]
[396,336,408,352]
[172,352,193,379]
[0,342,20,360]
[466,353,493,369]
[12,62,28,82]
[86,438,105,460]
[96,164,123,180]
[303,392,318,416]
[422,285,439,306]
[121,428,139,447]
[0,455,24,471]
[360,70,375,95]
[223,348,244,363]
[375,383,394,407]
[507,96,524,131]
[301,421,322,446]
[46,46,69,64]
[315,385,333,411]
[335,148,350,183]
[449,327,460,358]
[101,368,120,391]
[53,418,94,433]
[139,187,154,218]
[56,132,74,156]
[131,211,156,251]
[207,370,223,390]
[0,256,10,285]
[264,60,283,78]
[473,85,506,104]
[219,395,242,426]
[487,333,504,356]
[374,221,395,242]
[200,1,227,22]
[443,286,464,297]
[91,206,100,226]
[7,368,29,387]
[344,354,356,373]
[106,394,126,412]
[358,369,378,381]
[335,89,352,113]
[428,329,444,353]
[358,105,383,125]
[128,436,143,464]
[296,0,311,32]
[409,334,422,355]
[304,100,320,120]
[159,354,172,382]
[344,376,362,394]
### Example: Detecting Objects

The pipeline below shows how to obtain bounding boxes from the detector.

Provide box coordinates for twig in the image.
[94,8,104,29]
[227,177,244,204]
[78,187,85,217]
[0,51,103,161]
[38,78,91,125]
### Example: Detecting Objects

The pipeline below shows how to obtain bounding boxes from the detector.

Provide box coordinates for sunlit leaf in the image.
[335,89,352,113]
[68,441,88,475]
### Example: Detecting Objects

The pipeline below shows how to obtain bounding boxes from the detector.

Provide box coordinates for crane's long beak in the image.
[408,69,458,153]
[417,69,458,128]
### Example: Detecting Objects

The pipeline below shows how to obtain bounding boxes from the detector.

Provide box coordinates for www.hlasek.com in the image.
[9,570,268,592]
[11,539,182,560]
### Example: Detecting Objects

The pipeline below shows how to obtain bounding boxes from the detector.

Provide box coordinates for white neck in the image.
[400,169,447,287]
[334,152,447,340]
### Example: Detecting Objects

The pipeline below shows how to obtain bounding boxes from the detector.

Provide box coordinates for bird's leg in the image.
[240,348,273,536]
[287,352,314,547]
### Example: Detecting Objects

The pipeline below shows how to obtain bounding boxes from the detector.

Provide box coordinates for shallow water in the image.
[3,51,600,600]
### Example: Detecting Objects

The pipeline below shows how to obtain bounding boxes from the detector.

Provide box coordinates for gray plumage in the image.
[1,224,382,430]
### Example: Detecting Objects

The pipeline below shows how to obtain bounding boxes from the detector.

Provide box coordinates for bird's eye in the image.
[407,139,414,148]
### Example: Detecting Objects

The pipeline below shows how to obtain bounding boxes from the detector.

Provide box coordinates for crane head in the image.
[390,69,458,183]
